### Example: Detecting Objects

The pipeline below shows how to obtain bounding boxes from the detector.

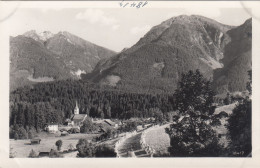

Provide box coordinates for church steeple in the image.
[74,101,79,114]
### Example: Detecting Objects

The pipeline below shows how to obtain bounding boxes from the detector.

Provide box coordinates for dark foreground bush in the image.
[95,144,117,157]
[76,138,116,157]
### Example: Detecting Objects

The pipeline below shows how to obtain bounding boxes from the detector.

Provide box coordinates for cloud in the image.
[75,9,120,30]
[130,25,151,35]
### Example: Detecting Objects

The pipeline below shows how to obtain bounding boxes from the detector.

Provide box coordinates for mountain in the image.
[10,31,116,90]
[23,30,54,42]
[83,15,237,93]
[212,19,252,93]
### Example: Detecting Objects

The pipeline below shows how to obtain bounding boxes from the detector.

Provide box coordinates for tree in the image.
[28,128,36,139]
[174,70,215,116]
[224,92,231,105]
[80,118,98,133]
[227,69,252,156]
[14,132,19,140]
[166,70,222,156]
[28,149,38,158]
[17,127,28,139]
[55,140,63,151]
[246,70,252,95]
[227,98,251,156]
[76,139,95,157]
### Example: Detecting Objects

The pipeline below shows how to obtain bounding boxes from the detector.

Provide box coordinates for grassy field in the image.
[10,132,98,158]
[117,133,142,155]
[144,124,171,155]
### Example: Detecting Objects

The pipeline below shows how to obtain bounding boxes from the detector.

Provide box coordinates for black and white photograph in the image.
[0,1,260,167]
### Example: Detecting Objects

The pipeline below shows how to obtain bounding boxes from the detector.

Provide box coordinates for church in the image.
[69,101,88,126]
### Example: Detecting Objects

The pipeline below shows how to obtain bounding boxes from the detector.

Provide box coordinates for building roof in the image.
[31,138,41,141]
[71,114,87,123]
[104,119,115,126]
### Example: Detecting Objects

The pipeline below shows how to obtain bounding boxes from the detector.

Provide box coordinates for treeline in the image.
[10,79,175,131]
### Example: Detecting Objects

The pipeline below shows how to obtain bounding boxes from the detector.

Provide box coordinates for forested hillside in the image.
[10,80,175,131]
[213,19,252,93]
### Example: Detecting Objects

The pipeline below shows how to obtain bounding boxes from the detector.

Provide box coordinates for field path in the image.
[117,133,150,157]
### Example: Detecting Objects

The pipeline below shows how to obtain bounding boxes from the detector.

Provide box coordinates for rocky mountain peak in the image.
[23,30,54,42]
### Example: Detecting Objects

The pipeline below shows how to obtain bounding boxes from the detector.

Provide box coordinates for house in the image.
[61,131,69,136]
[30,138,41,145]
[136,125,143,131]
[46,124,59,133]
[114,120,123,127]
[38,151,49,157]
[38,148,51,157]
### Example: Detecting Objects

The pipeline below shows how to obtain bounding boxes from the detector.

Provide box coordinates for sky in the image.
[1,7,251,52]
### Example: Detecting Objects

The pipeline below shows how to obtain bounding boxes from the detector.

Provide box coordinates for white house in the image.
[46,124,59,133]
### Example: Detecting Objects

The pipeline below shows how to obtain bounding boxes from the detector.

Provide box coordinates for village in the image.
[10,101,160,158]
[9,97,237,158]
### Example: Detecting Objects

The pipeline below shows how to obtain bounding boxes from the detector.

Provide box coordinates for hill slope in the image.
[83,15,235,93]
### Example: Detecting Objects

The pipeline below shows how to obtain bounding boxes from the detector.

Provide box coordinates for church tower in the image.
[74,101,79,114]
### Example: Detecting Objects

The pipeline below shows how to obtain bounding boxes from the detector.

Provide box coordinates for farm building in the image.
[30,138,41,145]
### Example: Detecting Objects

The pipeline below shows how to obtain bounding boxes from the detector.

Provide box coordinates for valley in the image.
[9,14,252,158]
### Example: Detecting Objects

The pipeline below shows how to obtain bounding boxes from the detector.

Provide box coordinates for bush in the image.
[69,128,80,134]
[95,144,116,157]
[67,143,75,151]
[28,149,38,158]
[49,149,62,158]
[76,139,117,157]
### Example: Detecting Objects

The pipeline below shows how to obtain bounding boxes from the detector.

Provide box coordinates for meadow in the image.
[144,124,171,155]
[10,132,98,158]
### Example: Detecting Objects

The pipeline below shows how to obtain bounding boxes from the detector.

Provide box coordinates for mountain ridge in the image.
[10,30,117,90]
[83,15,247,94]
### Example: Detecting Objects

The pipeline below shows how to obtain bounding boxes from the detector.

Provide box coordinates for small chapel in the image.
[69,101,88,126]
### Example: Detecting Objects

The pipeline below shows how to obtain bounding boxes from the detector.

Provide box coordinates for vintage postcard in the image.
[0,1,260,168]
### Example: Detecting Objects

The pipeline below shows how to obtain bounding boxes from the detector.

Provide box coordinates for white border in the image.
[0,1,260,168]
